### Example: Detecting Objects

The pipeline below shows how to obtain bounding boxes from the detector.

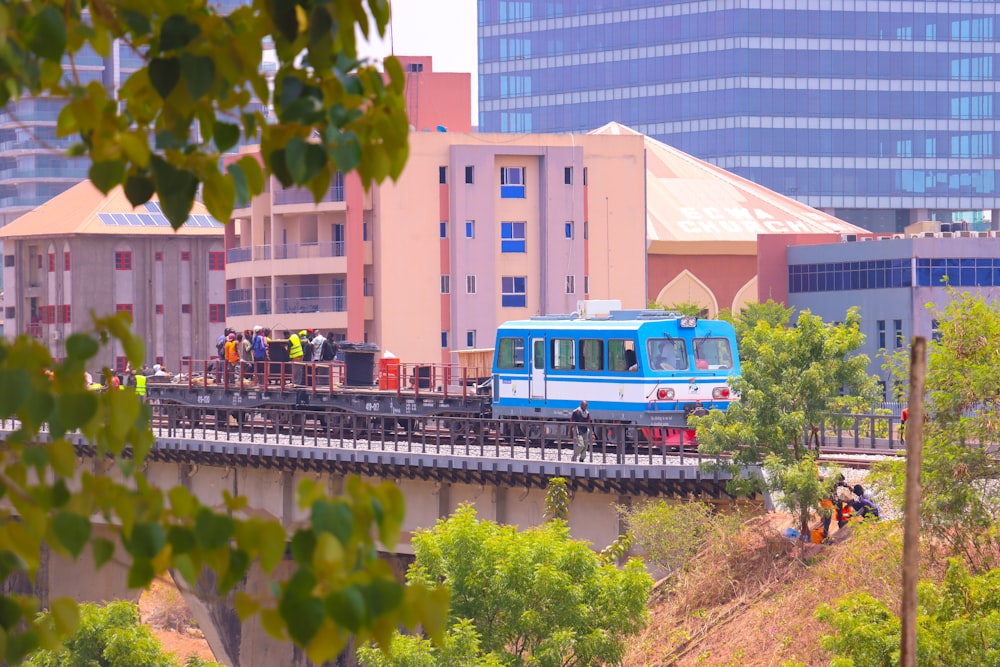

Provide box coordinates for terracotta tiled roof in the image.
[589,122,868,245]
[0,180,226,239]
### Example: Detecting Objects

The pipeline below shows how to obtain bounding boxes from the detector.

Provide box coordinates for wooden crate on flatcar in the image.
[454,348,494,386]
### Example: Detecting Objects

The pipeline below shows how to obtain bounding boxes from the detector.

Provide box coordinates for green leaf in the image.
[310,500,354,546]
[219,548,250,593]
[91,537,115,569]
[324,586,366,632]
[285,137,327,185]
[159,14,201,52]
[268,149,293,188]
[52,512,91,559]
[180,53,215,100]
[202,171,234,223]
[148,58,180,100]
[194,508,234,550]
[127,558,155,589]
[124,174,155,208]
[237,155,265,194]
[227,163,249,208]
[0,596,23,630]
[120,10,152,36]
[65,333,99,360]
[55,392,98,431]
[150,156,198,229]
[214,121,240,153]
[0,369,29,417]
[88,160,125,194]
[257,520,288,572]
[328,132,362,173]
[268,0,299,42]
[49,439,77,478]
[289,529,315,565]
[127,522,166,559]
[167,526,196,555]
[49,598,79,637]
[26,6,67,61]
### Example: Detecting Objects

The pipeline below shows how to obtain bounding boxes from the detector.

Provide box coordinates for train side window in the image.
[579,339,603,371]
[647,338,688,371]
[534,339,545,369]
[608,339,637,371]
[497,337,525,369]
[551,338,576,370]
[693,338,734,370]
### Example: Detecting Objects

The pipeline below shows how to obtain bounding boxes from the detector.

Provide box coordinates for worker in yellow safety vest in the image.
[134,373,146,397]
[288,330,305,384]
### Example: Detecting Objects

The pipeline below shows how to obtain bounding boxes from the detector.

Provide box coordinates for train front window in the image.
[497,337,525,369]
[693,338,734,370]
[646,338,688,371]
[608,339,637,371]
[579,339,603,371]
[551,338,575,370]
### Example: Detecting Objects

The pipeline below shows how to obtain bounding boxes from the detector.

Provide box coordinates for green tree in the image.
[368,504,652,667]
[25,600,221,667]
[874,290,1000,570]
[0,3,447,662]
[726,299,794,351]
[817,559,1000,667]
[0,0,409,228]
[696,308,879,531]
[647,300,705,316]
[356,619,504,667]
[617,499,723,578]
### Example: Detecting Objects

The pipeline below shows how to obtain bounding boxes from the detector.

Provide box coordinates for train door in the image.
[530,338,546,398]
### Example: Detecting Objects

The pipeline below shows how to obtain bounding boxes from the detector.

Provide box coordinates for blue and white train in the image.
[491,307,740,435]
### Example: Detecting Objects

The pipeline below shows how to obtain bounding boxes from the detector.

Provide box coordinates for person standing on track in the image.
[570,400,593,462]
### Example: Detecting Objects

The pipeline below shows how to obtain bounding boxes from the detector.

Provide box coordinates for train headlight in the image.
[657,388,675,400]
[679,315,698,328]
[712,387,730,399]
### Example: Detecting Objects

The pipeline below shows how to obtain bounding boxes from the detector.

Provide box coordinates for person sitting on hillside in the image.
[851,484,880,519]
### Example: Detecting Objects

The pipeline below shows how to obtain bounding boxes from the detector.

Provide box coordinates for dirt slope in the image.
[622,514,907,667]
[139,578,217,665]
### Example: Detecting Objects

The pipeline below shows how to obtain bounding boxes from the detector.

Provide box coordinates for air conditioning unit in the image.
[957,230,971,237]
[841,234,857,242]
[892,234,905,239]
[861,236,874,241]
[937,231,953,238]
[974,231,989,238]
[921,232,936,238]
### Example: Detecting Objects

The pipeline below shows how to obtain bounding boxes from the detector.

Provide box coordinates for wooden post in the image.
[901,337,926,667]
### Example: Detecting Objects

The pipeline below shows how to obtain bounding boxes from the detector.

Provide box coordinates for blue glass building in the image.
[478,1,1000,232]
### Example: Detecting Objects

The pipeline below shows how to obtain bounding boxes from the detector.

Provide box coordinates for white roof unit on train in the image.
[577,300,622,319]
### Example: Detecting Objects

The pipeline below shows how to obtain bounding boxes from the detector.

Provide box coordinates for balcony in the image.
[273,181,344,206]
[277,295,346,315]
[273,242,345,260]
[227,247,252,263]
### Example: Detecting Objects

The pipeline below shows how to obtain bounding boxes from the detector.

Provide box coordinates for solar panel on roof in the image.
[145,201,161,213]
[112,213,131,226]
[138,214,157,226]
[99,213,117,225]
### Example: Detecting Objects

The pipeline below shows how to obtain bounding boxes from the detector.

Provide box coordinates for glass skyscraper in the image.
[478,1,1000,232]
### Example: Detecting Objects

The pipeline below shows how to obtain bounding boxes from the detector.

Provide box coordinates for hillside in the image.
[622,514,914,667]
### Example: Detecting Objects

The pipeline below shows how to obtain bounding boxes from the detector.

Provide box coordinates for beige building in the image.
[225,130,649,365]
[0,181,226,372]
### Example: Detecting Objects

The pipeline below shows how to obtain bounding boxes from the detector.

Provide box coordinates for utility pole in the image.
[901,336,926,667]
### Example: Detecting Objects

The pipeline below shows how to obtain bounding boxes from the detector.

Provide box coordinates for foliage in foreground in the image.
[25,600,221,667]
[0,0,410,228]
[0,317,446,664]
[874,290,1000,571]
[358,504,653,667]
[817,559,1000,667]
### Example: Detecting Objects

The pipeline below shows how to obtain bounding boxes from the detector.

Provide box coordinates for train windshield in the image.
[693,338,734,370]
[646,338,688,371]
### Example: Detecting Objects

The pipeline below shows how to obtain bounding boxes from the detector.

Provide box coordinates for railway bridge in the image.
[4,413,758,667]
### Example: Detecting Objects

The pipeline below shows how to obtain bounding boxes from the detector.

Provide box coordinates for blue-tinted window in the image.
[440,221,447,239]
[501,275,526,307]
[565,221,574,239]
[501,221,526,252]
[466,220,475,239]
[441,331,448,348]
[500,167,525,198]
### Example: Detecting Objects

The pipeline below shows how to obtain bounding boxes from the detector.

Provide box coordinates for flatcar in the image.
[491,307,740,440]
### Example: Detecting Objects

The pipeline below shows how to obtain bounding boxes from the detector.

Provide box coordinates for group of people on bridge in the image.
[217,326,339,386]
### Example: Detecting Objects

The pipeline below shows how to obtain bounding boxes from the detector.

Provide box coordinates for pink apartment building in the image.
[224,130,650,365]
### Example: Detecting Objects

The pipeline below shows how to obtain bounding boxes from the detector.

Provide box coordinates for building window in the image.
[209,304,225,322]
[465,220,475,239]
[180,251,190,261]
[583,167,588,186]
[44,305,56,323]
[501,276,526,307]
[208,252,225,270]
[155,356,164,366]
[894,319,904,348]
[931,318,942,342]
[37,255,41,269]
[565,221,574,239]
[64,251,70,271]
[155,304,164,315]
[464,166,474,184]
[155,251,162,261]
[441,331,448,348]
[440,275,450,294]
[181,303,192,314]
[466,275,477,294]
[3,255,13,267]
[584,275,589,295]
[363,221,369,241]
[116,303,133,315]
[583,221,588,240]
[565,275,575,294]
[115,356,128,373]
[440,221,447,239]
[500,166,525,198]
[4,307,13,318]
[500,221,526,252]
[48,253,54,272]
[877,320,886,349]
[59,305,71,323]
[466,330,476,347]
[564,167,572,184]
[114,251,132,270]
[439,166,447,184]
